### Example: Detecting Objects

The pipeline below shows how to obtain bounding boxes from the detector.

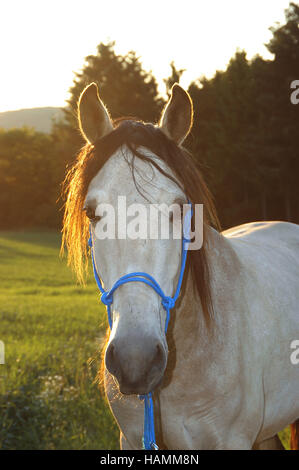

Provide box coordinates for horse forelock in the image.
[61,119,220,326]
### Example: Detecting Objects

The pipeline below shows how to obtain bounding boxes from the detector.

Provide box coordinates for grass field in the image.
[0,231,290,450]
[0,231,118,450]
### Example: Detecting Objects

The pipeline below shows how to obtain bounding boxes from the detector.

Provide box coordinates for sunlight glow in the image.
[0,0,291,111]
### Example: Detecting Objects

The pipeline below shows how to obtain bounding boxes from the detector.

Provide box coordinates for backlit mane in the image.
[61,120,220,324]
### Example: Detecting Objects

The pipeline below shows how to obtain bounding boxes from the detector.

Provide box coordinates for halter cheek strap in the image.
[88,202,193,450]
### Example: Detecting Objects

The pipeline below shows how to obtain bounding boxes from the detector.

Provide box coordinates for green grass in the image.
[0,231,118,449]
[0,231,291,450]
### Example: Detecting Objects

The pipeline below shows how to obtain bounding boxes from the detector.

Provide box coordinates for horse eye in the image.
[84,207,101,222]
[170,204,184,223]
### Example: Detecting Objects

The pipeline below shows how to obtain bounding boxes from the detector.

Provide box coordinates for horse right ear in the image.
[159,84,193,145]
[78,83,113,144]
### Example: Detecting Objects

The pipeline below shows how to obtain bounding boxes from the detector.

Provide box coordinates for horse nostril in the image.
[105,342,117,375]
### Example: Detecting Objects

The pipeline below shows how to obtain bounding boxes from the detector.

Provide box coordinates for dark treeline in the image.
[0,2,298,231]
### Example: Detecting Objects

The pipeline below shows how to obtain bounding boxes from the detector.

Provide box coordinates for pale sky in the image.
[0,0,291,112]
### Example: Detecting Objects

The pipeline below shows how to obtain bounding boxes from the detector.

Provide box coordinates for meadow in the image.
[0,231,290,450]
[0,231,118,449]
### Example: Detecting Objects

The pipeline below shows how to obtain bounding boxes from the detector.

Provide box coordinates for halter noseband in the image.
[88,202,193,450]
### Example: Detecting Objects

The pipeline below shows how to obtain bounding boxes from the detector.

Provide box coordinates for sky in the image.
[0,0,291,112]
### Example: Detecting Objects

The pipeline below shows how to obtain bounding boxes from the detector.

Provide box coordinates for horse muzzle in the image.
[105,335,167,395]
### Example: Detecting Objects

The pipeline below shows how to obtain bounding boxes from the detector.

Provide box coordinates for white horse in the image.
[62,82,299,450]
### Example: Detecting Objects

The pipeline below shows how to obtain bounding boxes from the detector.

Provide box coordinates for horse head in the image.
[78,83,193,395]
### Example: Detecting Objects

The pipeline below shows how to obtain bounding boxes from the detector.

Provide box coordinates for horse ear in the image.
[159,84,193,145]
[78,83,113,144]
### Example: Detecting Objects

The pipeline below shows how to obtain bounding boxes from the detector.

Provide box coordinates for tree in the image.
[267,2,299,78]
[66,41,164,128]
[186,3,299,228]
[163,61,185,96]
[0,128,61,228]
[188,51,265,228]
[53,41,165,171]
[265,2,299,221]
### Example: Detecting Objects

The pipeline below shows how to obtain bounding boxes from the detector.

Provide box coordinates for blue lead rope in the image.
[138,392,158,450]
[88,203,193,450]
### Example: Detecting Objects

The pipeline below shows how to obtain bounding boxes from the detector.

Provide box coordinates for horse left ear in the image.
[78,82,113,144]
[159,84,193,145]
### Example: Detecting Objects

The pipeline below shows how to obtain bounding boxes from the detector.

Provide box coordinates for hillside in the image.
[0,107,65,133]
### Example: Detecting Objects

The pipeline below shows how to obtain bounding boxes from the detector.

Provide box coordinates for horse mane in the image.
[61,119,220,325]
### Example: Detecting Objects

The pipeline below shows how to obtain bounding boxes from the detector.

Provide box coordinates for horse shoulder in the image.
[222,220,299,441]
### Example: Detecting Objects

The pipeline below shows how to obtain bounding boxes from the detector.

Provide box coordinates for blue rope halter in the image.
[88,202,193,450]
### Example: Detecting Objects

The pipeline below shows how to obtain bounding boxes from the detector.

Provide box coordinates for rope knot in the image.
[101,291,113,306]
[162,296,175,310]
